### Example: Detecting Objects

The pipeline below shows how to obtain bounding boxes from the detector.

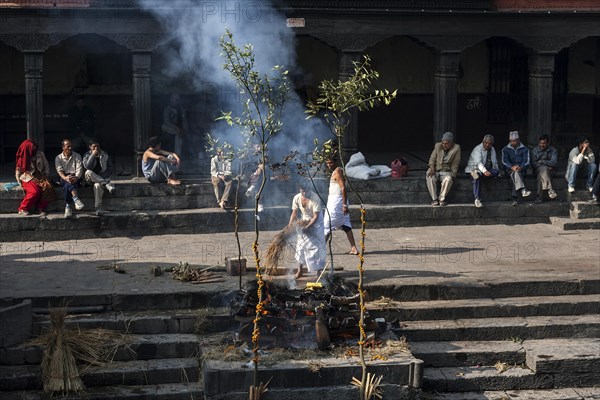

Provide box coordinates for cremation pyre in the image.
[232,278,380,350]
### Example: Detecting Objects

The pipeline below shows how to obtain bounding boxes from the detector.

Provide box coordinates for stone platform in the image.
[2,173,597,242]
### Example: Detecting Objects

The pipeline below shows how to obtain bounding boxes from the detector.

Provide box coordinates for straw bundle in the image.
[29,307,128,395]
[264,224,298,274]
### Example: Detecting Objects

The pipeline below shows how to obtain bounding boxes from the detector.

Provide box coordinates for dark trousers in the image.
[60,178,80,204]
[470,168,500,200]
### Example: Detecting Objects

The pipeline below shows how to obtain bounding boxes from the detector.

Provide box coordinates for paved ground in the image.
[1,223,598,301]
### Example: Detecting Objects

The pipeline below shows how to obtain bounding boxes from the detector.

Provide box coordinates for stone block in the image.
[203,356,420,397]
[0,299,32,348]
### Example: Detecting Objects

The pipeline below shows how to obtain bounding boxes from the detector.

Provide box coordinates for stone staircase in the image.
[367,279,600,399]
[2,275,599,399]
[0,306,206,399]
[2,174,593,242]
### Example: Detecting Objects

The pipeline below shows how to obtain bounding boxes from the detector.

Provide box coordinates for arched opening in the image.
[0,40,26,165]
[294,35,337,106]
[553,36,600,149]
[359,36,434,153]
[45,33,133,158]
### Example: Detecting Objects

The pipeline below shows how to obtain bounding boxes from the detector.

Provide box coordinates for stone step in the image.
[358,202,569,229]
[0,333,201,366]
[0,357,199,391]
[1,175,586,214]
[2,383,203,400]
[367,279,600,302]
[424,387,600,399]
[423,359,600,392]
[202,355,423,398]
[570,201,600,219]
[0,201,569,242]
[550,216,600,230]
[525,338,600,375]
[423,365,549,392]
[410,341,526,368]
[0,179,300,213]
[411,338,600,373]
[0,206,290,242]
[13,279,599,310]
[396,314,600,342]
[32,309,212,335]
[367,294,600,321]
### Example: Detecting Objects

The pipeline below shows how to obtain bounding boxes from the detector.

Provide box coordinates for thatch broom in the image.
[29,306,129,395]
[264,223,298,275]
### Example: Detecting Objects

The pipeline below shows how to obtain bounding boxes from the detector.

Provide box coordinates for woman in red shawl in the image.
[15,139,51,216]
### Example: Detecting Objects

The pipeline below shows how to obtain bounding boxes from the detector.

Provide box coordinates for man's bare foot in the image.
[349,248,359,255]
[167,178,181,186]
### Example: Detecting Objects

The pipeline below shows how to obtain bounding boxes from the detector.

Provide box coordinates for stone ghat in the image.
[0,175,594,242]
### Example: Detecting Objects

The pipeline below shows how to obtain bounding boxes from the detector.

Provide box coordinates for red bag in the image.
[391,158,408,178]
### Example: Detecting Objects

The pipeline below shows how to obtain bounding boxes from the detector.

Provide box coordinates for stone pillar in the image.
[24,51,45,151]
[338,50,362,160]
[433,52,459,143]
[132,51,152,151]
[527,53,555,145]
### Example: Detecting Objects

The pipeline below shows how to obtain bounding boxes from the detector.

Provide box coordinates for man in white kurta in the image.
[288,186,326,279]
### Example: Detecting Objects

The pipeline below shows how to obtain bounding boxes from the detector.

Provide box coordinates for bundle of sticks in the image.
[264,221,308,275]
[171,262,224,284]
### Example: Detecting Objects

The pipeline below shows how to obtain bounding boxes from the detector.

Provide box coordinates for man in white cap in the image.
[426,132,461,206]
[501,131,531,205]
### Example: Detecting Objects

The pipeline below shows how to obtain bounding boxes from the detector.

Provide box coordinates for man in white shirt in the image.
[55,139,84,218]
[210,148,233,208]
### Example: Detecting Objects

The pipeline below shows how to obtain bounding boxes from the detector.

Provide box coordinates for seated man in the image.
[83,139,116,216]
[565,136,597,193]
[531,134,558,203]
[501,131,531,205]
[465,134,500,208]
[141,136,181,185]
[590,163,600,203]
[426,132,461,206]
[210,148,233,208]
[55,139,84,218]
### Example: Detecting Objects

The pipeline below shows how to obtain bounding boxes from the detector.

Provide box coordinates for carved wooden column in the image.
[24,51,45,151]
[338,50,362,160]
[433,52,459,143]
[527,53,555,145]
[132,51,152,151]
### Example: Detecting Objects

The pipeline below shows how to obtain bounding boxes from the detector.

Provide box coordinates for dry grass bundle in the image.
[28,307,129,395]
[351,373,384,400]
[264,224,298,274]
[248,378,271,400]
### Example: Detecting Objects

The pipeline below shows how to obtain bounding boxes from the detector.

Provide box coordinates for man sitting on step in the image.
[141,136,182,186]
[210,148,233,209]
[426,132,461,207]
[465,134,500,208]
[83,139,116,216]
[55,138,85,219]
[501,131,532,206]
[531,134,558,204]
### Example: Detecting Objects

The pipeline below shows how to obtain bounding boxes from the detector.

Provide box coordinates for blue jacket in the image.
[502,143,530,170]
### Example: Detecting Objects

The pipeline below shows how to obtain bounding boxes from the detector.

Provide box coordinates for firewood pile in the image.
[171,262,224,284]
[232,277,382,350]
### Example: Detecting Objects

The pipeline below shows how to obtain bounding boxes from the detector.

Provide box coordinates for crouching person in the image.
[83,139,115,216]
[465,134,500,208]
[142,136,181,185]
